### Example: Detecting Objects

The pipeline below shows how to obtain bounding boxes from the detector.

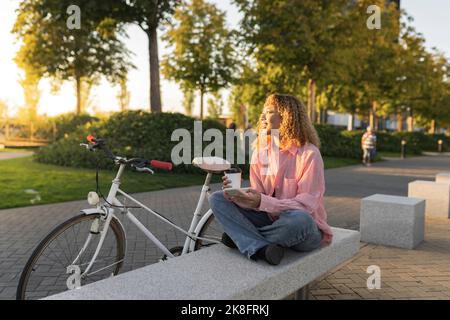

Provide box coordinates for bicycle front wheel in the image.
[16,213,126,300]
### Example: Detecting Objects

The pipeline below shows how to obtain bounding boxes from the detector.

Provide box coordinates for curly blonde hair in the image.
[257,93,321,149]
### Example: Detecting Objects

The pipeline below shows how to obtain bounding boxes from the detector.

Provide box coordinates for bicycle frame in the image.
[78,163,221,278]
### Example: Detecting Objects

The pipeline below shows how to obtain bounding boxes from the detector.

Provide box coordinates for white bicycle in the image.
[16,135,230,300]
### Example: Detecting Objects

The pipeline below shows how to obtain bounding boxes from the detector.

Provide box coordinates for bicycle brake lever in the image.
[80,143,96,152]
[134,166,154,174]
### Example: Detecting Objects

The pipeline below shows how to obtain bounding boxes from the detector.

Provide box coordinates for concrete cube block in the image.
[436,172,450,184]
[408,180,450,218]
[360,194,425,249]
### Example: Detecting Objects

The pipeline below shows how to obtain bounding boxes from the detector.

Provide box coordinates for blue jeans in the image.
[363,148,376,163]
[208,191,323,259]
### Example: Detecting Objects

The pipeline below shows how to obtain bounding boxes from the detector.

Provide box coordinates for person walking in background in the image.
[361,126,377,166]
[228,121,237,130]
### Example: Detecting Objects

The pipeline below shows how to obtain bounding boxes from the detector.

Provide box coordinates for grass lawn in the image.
[0,156,360,210]
[323,157,360,169]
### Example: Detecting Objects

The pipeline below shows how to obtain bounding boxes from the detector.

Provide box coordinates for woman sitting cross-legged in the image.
[208,94,333,266]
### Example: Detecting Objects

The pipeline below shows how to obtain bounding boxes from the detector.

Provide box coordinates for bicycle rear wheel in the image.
[194,212,224,250]
[16,213,126,300]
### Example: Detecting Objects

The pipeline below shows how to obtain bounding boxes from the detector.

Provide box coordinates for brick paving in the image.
[308,217,450,300]
[1,154,450,299]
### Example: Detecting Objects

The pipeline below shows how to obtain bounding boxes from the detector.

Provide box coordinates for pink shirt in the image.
[250,142,333,245]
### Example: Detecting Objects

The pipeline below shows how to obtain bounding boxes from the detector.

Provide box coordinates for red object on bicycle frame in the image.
[87,135,96,143]
[150,160,173,171]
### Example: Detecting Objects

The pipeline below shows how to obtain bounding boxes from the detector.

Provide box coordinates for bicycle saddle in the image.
[192,156,231,173]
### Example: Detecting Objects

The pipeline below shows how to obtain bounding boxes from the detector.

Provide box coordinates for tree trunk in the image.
[52,121,57,142]
[378,116,385,131]
[308,79,316,123]
[30,122,34,140]
[76,76,81,115]
[148,27,162,113]
[407,108,413,132]
[396,111,403,132]
[429,119,436,134]
[347,113,355,131]
[200,90,204,120]
[321,108,328,124]
[5,121,10,140]
[369,101,377,129]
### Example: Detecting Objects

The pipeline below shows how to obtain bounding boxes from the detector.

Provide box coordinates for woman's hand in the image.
[221,175,232,189]
[228,189,261,209]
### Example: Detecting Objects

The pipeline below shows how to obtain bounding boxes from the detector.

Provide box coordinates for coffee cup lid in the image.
[224,167,242,174]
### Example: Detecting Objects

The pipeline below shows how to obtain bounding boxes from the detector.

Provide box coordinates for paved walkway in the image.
[1,154,449,299]
[307,217,450,300]
[0,152,34,161]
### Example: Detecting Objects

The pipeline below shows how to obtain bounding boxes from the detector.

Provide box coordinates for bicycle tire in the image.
[16,213,126,300]
[194,212,224,251]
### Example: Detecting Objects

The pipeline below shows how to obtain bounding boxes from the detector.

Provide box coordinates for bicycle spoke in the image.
[19,214,124,300]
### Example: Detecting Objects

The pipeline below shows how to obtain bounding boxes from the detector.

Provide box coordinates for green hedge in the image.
[35,111,227,173]
[36,113,100,141]
[345,130,449,155]
[35,113,449,173]
[315,125,362,158]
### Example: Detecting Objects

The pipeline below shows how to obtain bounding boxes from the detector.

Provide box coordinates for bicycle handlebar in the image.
[150,160,173,171]
[134,166,154,174]
[82,135,173,172]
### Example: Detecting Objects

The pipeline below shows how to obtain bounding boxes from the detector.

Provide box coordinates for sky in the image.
[0,0,449,118]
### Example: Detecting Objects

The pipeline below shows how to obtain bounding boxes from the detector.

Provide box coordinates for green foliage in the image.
[13,0,133,114]
[314,125,450,158]
[35,111,227,173]
[0,100,10,120]
[206,91,223,120]
[393,132,439,154]
[232,0,449,129]
[182,87,195,116]
[316,125,361,158]
[161,0,237,118]
[53,113,100,141]
[34,114,450,177]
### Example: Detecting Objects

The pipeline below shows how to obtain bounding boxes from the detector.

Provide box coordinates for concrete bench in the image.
[360,194,425,249]
[44,227,360,300]
[436,172,450,184]
[408,180,450,218]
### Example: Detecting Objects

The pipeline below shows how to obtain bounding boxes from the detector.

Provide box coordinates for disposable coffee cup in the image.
[224,168,242,189]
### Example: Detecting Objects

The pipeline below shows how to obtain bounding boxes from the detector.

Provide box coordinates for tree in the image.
[385,22,429,132]
[161,0,236,119]
[228,63,268,127]
[316,0,402,130]
[207,91,223,119]
[116,77,131,111]
[0,100,9,122]
[414,52,450,133]
[119,0,180,113]
[0,100,11,140]
[182,87,195,116]
[234,0,358,123]
[13,0,133,114]
[17,68,41,128]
